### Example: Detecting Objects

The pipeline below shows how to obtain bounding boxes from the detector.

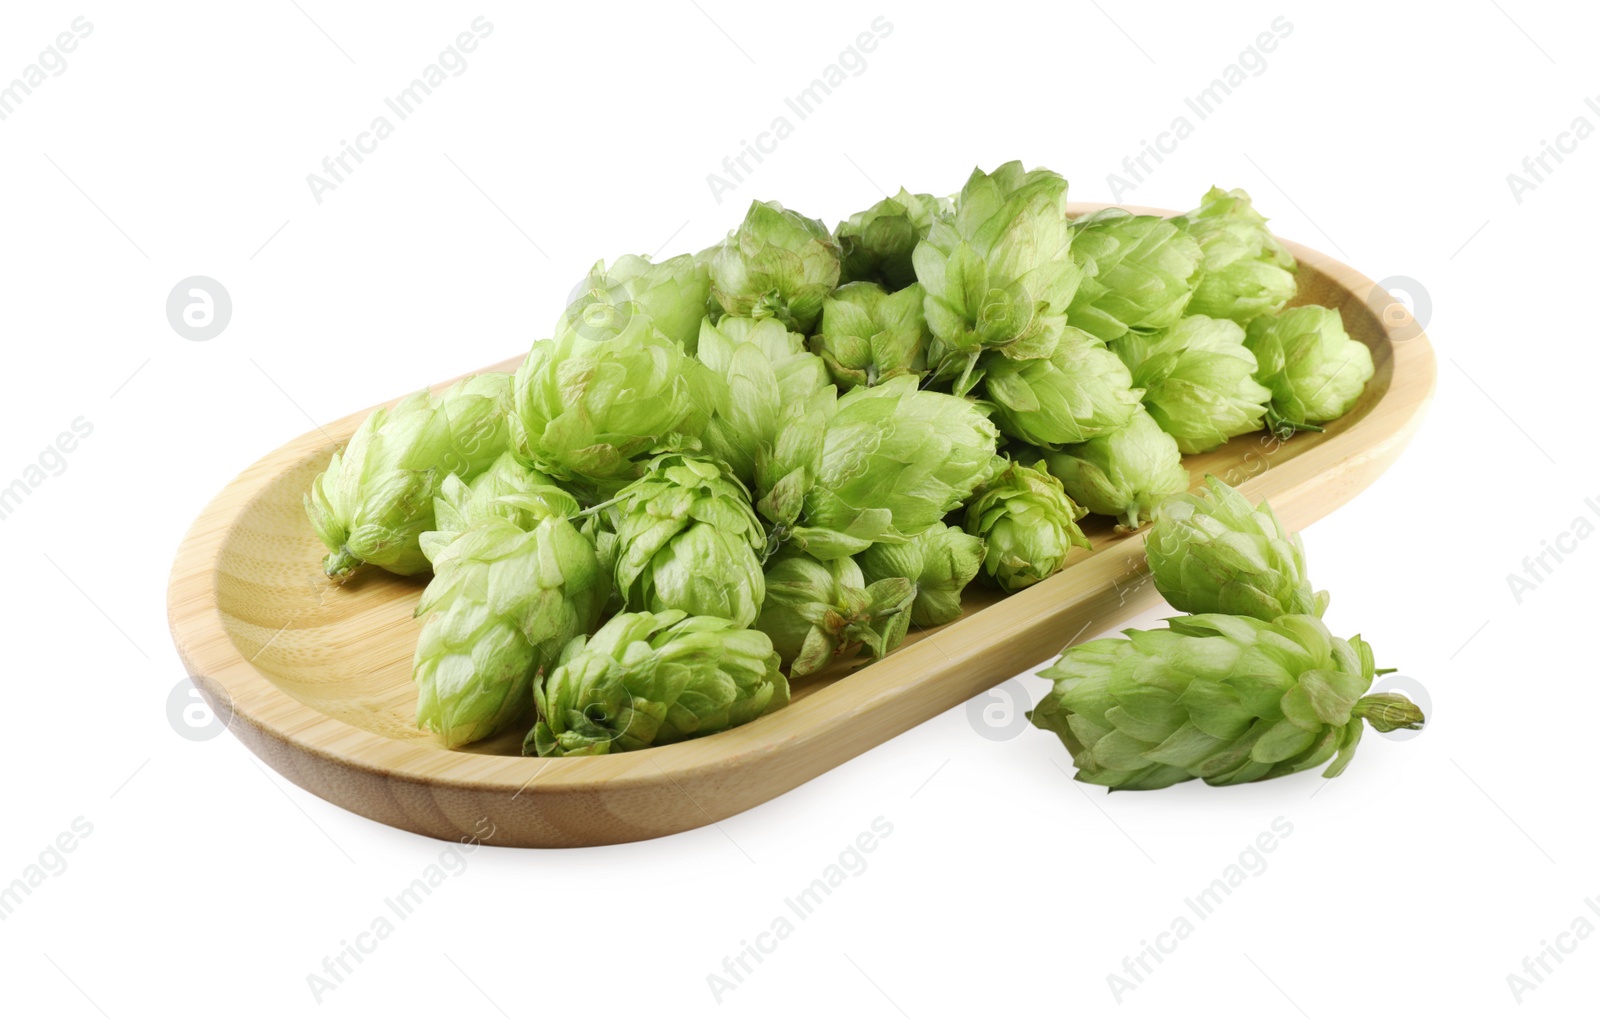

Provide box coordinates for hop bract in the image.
[1029,613,1424,790]
[708,200,841,333]
[965,461,1091,593]
[1146,476,1325,620]
[913,161,1082,393]
[510,316,719,490]
[305,372,512,578]
[1111,314,1272,453]
[756,551,915,677]
[607,453,768,628]
[835,188,951,292]
[1174,187,1298,323]
[1039,406,1189,530]
[430,451,561,537]
[800,375,1002,554]
[1067,209,1202,343]
[1244,305,1374,435]
[527,610,788,757]
[981,324,1142,448]
[811,281,930,390]
[555,253,711,353]
[696,315,831,487]
[857,523,985,627]
[413,490,607,748]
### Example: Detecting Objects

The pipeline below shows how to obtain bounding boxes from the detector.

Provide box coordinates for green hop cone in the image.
[913,161,1083,393]
[857,523,985,627]
[607,453,768,628]
[708,200,841,333]
[1111,314,1272,454]
[811,281,931,390]
[1173,186,1298,323]
[1039,406,1189,530]
[305,372,512,578]
[1145,475,1326,620]
[756,551,915,677]
[1028,613,1425,790]
[1067,209,1202,343]
[964,460,1090,593]
[1244,305,1375,435]
[413,501,608,748]
[980,324,1143,447]
[510,315,719,491]
[429,451,561,538]
[798,375,1002,555]
[527,610,788,757]
[835,188,952,292]
[555,253,711,353]
[696,315,831,486]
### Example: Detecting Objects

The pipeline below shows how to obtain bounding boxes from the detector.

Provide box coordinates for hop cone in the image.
[811,281,930,390]
[1244,305,1375,435]
[756,552,915,677]
[510,315,719,491]
[607,453,768,628]
[798,375,1002,555]
[980,324,1143,448]
[527,610,788,757]
[708,200,841,333]
[429,451,560,538]
[1039,406,1189,530]
[1146,475,1325,620]
[913,161,1083,393]
[835,188,951,292]
[1111,314,1272,453]
[305,372,512,578]
[413,489,607,748]
[857,523,985,627]
[964,461,1090,593]
[1029,613,1424,790]
[696,315,831,487]
[1174,187,1298,323]
[1067,209,1202,343]
[555,253,710,353]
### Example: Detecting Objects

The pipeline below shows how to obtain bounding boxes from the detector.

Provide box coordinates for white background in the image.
[1,1,1595,1015]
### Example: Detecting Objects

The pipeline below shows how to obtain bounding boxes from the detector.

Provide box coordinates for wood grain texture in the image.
[167,207,1435,847]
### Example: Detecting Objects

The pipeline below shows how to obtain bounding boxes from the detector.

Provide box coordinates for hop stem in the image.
[324,547,361,578]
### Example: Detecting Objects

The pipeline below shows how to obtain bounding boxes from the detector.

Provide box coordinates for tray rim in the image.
[166,206,1436,809]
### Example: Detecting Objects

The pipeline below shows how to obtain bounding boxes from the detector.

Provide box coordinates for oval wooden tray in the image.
[167,207,1435,848]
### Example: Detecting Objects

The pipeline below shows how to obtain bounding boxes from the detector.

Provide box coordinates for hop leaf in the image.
[510,317,720,491]
[1145,475,1325,621]
[696,315,831,486]
[857,523,985,627]
[1037,406,1189,530]
[811,281,931,390]
[527,610,788,757]
[755,552,914,677]
[835,188,951,292]
[1067,209,1202,343]
[980,324,1143,448]
[606,454,768,627]
[964,460,1090,593]
[1111,314,1272,453]
[913,162,1083,393]
[305,373,512,578]
[555,253,711,354]
[1173,187,1297,323]
[1244,305,1375,435]
[708,200,841,333]
[1029,613,1424,790]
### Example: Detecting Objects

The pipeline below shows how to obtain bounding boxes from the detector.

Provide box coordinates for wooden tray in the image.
[167,207,1435,847]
